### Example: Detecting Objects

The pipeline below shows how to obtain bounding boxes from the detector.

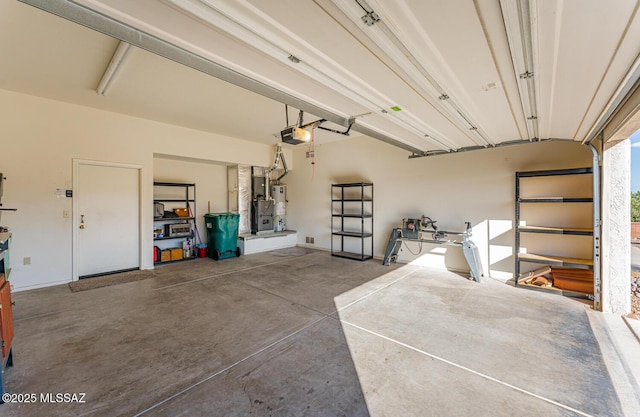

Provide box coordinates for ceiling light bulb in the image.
[295,127,311,142]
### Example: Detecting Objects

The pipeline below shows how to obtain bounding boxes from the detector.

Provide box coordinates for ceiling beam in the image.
[18,0,427,156]
[96,40,131,96]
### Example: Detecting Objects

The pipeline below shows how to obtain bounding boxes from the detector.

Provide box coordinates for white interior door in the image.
[76,162,140,278]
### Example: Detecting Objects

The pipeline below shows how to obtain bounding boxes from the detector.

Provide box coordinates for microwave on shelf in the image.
[165,223,191,237]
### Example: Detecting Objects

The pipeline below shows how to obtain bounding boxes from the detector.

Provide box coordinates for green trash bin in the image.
[204,213,241,260]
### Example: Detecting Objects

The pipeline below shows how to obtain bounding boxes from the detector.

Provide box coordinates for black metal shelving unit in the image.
[153,182,197,264]
[331,182,373,261]
[515,167,595,300]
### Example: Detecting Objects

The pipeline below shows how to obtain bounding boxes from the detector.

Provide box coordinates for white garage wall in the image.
[0,86,594,289]
[0,89,285,291]
[285,136,592,280]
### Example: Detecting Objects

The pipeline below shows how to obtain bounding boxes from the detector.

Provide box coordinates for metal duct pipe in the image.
[265,144,288,184]
[275,152,288,183]
[265,144,282,174]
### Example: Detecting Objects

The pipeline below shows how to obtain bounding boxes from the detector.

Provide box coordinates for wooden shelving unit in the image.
[331,183,373,261]
[515,167,595,300]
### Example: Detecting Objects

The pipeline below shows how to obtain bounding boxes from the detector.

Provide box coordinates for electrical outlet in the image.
[23,257,31,265]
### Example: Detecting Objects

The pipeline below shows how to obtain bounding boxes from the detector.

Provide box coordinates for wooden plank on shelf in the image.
[518,226,593,235]
[519,197,593,203]
[550,267,594,293]
[550,267,594,279]
[518,253,593,267]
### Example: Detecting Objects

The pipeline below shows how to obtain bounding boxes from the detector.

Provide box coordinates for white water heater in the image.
[271,185,286,232]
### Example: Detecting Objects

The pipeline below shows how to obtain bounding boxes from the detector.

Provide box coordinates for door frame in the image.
[72,159,144,282]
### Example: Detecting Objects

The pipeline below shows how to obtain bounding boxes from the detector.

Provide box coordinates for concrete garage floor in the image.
[3,248,639,416]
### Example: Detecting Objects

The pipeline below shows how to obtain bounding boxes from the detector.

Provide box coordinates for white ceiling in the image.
[3,0,640,156]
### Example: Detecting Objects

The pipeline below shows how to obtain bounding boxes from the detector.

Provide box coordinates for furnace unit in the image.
[251,166,274,235]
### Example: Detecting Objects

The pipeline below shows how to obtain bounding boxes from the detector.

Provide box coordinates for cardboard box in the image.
[174,208,189,218]
[160,250,171,262]
[170,248,183,261]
